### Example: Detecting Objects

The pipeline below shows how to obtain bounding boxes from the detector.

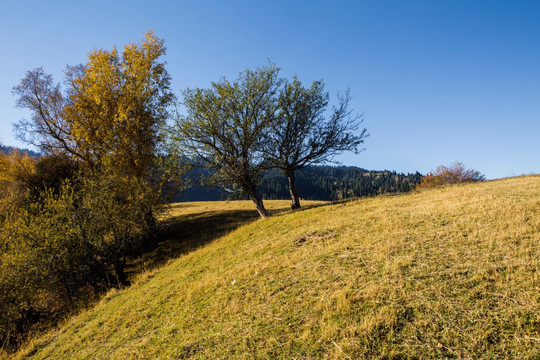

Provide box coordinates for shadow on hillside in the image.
[125,201,326,279]
[125,207,269,278]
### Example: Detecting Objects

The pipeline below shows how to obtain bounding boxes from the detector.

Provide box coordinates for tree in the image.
[13,30,174,221]
[2,32,175,349]
[263,77,368,209]
[13,30,174,178]
[12,31,174,282]
[173,64,281,218]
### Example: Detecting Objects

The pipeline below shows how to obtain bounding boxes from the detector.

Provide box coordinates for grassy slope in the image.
[16,177,540,359]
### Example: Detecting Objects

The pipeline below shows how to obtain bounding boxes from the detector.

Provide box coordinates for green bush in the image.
[0,186,85,346]
[0,170,164,349]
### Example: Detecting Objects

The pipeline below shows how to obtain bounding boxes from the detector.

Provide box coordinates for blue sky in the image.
[1,1,539,179]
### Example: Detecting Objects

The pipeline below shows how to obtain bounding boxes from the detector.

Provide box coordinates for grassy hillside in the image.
[14,177,540,359]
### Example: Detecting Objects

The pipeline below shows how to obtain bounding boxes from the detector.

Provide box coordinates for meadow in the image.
[11,176,540,359]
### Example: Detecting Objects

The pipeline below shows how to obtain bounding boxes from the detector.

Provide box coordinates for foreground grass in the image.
[14,177,540,359]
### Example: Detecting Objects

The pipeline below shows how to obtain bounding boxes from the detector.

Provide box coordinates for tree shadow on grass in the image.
[125,206,269,278]
[125,201,326,280]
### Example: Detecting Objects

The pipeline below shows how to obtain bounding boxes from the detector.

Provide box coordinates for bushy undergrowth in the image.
[0,152,165,349]
[417,161,484,189]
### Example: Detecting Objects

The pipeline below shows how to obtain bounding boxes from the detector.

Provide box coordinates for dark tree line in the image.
[260,166,423,200]
[177,165,423,202]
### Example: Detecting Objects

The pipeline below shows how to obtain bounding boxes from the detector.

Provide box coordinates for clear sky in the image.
[1,1,539,179]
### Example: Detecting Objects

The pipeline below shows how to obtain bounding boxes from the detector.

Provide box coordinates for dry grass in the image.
[11,177,540,359]
[125,200,325,278]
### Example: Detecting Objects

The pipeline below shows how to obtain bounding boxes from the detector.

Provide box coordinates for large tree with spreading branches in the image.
[263,77,368,209]
[12,31,175,283]
[174,64,282,218]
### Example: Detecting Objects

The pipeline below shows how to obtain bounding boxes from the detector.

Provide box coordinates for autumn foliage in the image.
[0,150,35,220]
[417,162,485,189]
[0,32,175,349]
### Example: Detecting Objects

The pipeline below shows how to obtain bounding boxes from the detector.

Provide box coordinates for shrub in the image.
[26,154,78,199]
[417,162,485,189]
[0,150,35,223]
[0,170,164,349]
[0,185,87,347]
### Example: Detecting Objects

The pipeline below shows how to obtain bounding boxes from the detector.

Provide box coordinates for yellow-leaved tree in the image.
[14,30,174,177]
[1,32,176,349]
[13,30,175,280]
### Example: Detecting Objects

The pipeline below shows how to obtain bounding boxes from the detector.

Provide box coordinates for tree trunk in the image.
[244,180,270,218]
[250,194,270,218]
[287,171,301,210]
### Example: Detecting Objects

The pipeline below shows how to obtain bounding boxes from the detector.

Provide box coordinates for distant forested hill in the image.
[178,166,423,202]
[0,145,40,158]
